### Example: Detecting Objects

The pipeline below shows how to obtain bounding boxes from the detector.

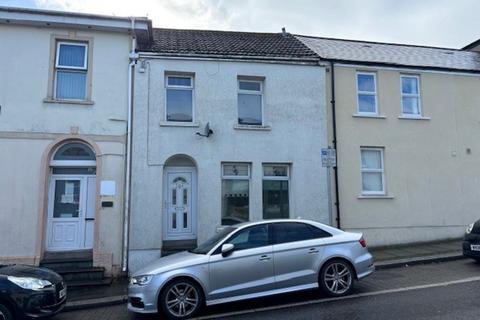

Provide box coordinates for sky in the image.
[2,0,480,49]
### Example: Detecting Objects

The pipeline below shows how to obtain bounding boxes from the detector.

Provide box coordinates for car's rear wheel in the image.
[319,259,354,297]
[0,303,13,320]
[160,278,204,319]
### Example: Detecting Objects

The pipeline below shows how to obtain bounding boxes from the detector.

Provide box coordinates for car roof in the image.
[232,219,342,234]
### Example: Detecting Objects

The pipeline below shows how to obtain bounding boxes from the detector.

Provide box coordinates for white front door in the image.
[164,168,197,240]
[46,175,95,251]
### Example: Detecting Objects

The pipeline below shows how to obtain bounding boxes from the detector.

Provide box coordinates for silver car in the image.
[128,219,374,319]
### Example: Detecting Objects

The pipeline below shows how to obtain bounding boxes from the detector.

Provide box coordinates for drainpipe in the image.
[122,17,138,273]
[330,61,341,229]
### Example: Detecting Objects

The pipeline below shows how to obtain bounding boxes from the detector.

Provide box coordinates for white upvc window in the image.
[360,147,385,195]
[401,75,421,116]
[237,79,263,125]
[221,163,251,225]
[262,164,290,219]
[54,42,88,100]
[165,75,194,122]
[356,72,378,114]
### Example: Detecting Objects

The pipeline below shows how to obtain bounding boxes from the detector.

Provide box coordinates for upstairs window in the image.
[401,75,421,116]
[356,72,377,114]
[238,79,263,125]
[55,42,88,100]
[165,75,194,122]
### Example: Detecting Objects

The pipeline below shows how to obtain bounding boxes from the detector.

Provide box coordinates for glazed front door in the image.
[164,168,196,240]
[46,175,96,251]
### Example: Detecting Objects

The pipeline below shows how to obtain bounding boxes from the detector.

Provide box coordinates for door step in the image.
[161,239,197,256]
[40,251,111,289]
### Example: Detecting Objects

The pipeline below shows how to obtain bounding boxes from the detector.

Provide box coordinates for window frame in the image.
[237,79,264,126]
[164,74,195,123]
[221,163,251,225]
[53,41,89,101]
[400,74,422,117]
[262,164,290,219]
[360,147,386,196]
[356,72,378,115]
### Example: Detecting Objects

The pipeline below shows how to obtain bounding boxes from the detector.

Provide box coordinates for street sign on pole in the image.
[321,148,337,167]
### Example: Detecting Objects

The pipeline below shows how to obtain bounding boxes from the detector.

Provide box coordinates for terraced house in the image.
[128,29,331,271]
[297,35,480,246]
[0,7,151,280]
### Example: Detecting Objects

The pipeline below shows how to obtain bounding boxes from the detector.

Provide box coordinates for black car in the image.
[0,264,66,319]
[463,220,480,261]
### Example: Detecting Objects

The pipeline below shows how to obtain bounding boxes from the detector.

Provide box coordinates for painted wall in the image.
[0,24,130,274]
[330,65,480,246]
[129,58,329,272]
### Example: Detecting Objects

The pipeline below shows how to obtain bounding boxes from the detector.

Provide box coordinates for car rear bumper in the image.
[463,240,480,259]
[354,252,375,280]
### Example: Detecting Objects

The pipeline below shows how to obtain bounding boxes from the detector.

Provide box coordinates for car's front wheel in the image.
[159,278,204,319]
[0,303,13,320]
[319,259,354,297]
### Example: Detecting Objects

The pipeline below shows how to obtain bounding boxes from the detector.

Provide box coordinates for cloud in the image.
[30,0,480,48]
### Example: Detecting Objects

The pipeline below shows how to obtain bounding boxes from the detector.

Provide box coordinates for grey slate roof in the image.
[137,28,318,62]
[297,35,480,72]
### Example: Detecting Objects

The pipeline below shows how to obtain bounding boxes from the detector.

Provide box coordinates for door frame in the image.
[163,166,197,241]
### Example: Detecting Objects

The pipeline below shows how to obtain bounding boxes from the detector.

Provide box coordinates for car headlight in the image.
[7,276,52,291]
[130,275,153,286]
[466,223,475,234]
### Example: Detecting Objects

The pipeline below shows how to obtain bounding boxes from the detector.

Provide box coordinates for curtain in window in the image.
[56,71,87,100]
[58,44,86,67]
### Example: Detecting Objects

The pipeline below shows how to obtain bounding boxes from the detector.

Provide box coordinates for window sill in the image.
[160,121,200,127]
[352,113,386,119]
[234,124,271,131]
[398,115,431,120]
[357,194,395,199]
[43,98,94,105]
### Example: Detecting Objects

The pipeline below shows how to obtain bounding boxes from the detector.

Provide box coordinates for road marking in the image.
[194,276,480,319]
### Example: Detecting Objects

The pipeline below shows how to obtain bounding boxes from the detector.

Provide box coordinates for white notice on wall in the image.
[100,180,116,196]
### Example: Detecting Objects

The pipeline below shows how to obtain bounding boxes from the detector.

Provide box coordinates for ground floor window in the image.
[360,147,385,195]
[221,163,250,225]
[263,164,289,219]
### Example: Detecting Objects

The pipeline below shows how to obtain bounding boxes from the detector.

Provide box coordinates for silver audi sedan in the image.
[128,219,374,319]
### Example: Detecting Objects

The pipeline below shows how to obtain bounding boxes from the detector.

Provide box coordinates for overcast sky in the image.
[3,0,480,49]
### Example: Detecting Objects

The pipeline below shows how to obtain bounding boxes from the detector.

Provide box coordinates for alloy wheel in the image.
[323,261,352,295]
[165,282,199,318]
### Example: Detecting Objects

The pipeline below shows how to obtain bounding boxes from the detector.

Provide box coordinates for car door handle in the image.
[259,255,271,261]
[308,248,319,254]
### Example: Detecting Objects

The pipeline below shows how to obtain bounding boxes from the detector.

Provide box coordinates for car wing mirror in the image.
[221,243,234,256]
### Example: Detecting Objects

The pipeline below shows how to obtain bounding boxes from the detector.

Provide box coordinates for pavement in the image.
[63,237,465,312]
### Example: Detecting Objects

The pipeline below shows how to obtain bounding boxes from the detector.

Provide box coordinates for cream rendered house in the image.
[0,7,151,278]
[298,35,480,246]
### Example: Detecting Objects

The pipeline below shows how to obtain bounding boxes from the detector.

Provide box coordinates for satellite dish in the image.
[196,122,214,138]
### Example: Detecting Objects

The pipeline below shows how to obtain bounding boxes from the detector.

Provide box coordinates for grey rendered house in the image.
[128,29,331,272]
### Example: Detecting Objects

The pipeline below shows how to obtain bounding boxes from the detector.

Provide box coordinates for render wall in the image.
[0,24,130,274]
[331,65,480,246]
[129,58,329,272]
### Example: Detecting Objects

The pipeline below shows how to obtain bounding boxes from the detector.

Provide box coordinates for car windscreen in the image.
[189,226,237,254]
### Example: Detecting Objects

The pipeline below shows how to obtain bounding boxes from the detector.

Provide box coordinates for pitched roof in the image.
[296,35,480,72]
[137,28,318,62]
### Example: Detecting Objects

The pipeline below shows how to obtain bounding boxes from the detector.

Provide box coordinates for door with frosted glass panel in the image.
[46,176,86,250]
[164,169,196,240]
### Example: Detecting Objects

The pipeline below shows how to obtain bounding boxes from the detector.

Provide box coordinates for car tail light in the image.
[359,237,367,248]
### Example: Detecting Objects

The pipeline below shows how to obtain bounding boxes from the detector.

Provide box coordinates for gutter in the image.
[122,17,138,273]
[329,61,341,229]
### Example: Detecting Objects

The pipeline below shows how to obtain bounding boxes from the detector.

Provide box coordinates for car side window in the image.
[273,222,329,244]
[226,225,269,251]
